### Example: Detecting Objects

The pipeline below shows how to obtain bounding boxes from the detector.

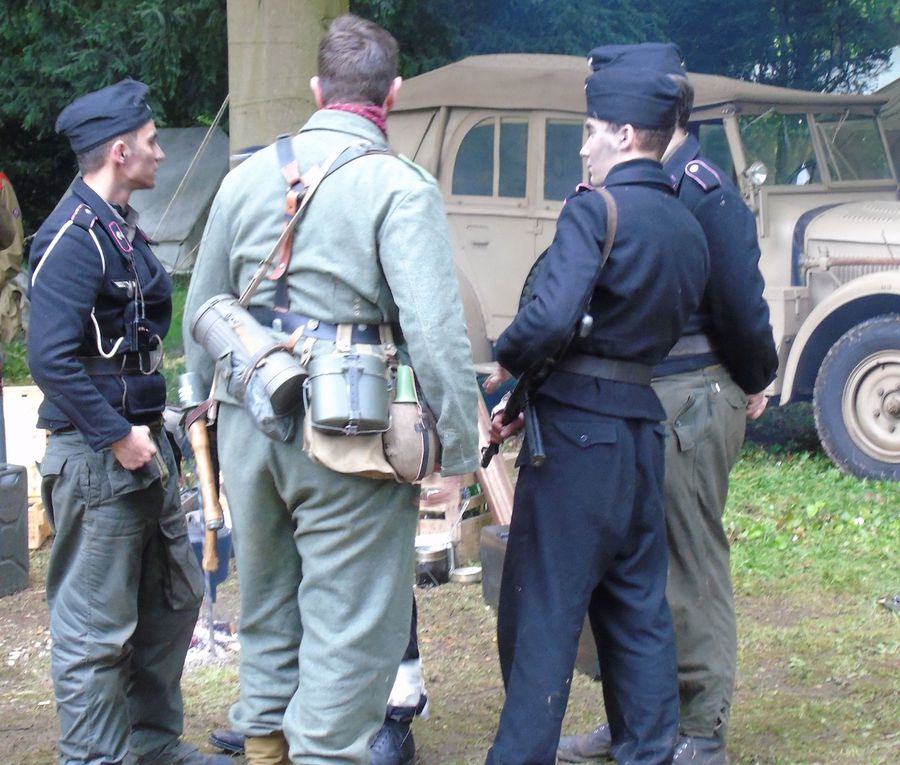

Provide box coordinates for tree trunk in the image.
[226,0,349,156]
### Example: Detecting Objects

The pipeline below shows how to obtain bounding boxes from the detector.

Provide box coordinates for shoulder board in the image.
[68,203,100,231]
[683,159,721,192]
[562,182,595,205]
[396,153,436,184]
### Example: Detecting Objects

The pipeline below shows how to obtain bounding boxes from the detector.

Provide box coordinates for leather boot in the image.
[244,731,291,765]
[557,723,613,762]
[208,729,246,755]
[369,718,415,765]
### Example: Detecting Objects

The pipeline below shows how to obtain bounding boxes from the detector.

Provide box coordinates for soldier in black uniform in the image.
[483,64,709,765]
[28,80,230,765]
[558,44,778,765]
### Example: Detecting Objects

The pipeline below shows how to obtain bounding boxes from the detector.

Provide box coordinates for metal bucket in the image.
[415,539,450,588]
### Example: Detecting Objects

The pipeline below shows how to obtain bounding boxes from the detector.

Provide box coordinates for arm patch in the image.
[684,159,721,192]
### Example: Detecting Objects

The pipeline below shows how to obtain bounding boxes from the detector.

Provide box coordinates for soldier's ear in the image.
[110,139,129,164]
[310,76,324,108]
[619,124,637,150]
[384,77,402,112]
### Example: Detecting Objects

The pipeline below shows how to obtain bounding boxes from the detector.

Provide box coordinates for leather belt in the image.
[557,353,654,385]
[77,350,161,375]
[667,333,717,357]
[249,306,401,345]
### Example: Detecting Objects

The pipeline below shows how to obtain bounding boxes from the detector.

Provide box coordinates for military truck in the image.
[386,54,900,481]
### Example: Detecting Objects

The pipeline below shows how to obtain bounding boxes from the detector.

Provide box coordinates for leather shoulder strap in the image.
[595,186,618,268]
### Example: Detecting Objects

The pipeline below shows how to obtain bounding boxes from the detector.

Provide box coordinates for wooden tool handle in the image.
[202,527,220,573]
[188,419,224,531]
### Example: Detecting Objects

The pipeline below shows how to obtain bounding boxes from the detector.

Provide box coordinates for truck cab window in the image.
[451,117,529,198]
[544,120,584,200]
[452,120,494,196]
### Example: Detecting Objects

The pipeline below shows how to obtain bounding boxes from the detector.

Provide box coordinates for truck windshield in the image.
[813,112,893,181]
[739,112,820,186]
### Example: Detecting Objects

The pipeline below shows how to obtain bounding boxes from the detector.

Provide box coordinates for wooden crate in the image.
[2,385,46,501]
[28,500,53,550]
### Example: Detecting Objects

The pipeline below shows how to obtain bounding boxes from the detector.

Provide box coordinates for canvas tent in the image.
[129,126,229,273]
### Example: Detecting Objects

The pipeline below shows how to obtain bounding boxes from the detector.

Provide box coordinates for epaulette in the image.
[562,182,594,206]
[68,203,100,231]
[32,203,104,284]
[397,153,437,184]
[683,159,721,192]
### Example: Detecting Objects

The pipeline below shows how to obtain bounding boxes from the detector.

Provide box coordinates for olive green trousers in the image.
[653,366,747,740]
[217,403,418,764]
[41,426,203,765]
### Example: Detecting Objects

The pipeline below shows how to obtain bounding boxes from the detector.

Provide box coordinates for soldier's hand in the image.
[482,365,513,394]
[111,425,157,470]
[746,392,769,421]
[490,410,525,445]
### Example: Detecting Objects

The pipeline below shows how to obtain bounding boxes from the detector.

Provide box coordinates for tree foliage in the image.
[667,0,899,92]
[0,0,227,226]
[0,0,896,233]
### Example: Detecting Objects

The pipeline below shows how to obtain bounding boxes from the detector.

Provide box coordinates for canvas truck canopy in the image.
[392,53,890,118]
[389,54,891,174]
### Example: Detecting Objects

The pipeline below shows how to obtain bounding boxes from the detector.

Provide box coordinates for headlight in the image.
[744,160,768,187]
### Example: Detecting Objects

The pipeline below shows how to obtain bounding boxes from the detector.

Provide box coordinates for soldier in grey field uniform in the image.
[184,14,479,765]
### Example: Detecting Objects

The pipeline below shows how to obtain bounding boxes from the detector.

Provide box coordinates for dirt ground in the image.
[0,407,895,764]
[1,547,897,765]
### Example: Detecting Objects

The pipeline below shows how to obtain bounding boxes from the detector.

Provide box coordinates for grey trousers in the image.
[217,403,419,765]
[40,426,204,765]
[652,366,747,740]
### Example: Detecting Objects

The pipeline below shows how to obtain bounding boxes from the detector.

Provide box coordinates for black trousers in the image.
[486,398,678,765]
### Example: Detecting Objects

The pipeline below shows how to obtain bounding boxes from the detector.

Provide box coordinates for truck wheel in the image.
[813,314,900,480]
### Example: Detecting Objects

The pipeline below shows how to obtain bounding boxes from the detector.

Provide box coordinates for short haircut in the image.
[671,75,695,130]
[605,122,676,159]
[317,14,399,106]
[75,129,137,175]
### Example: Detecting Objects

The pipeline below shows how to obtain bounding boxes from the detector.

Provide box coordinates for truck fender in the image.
[781,272,900,403]
[455,266,493,364]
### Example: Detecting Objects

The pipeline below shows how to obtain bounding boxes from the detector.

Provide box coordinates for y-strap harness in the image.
[31,203,162,375]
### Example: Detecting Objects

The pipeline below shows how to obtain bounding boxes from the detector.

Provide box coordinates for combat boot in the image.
[127,740,234,765]
[244,730,291,765]
[672,735,728,764]
[369,718,415,765]
[208,729,246,755]
[556,723,612,762]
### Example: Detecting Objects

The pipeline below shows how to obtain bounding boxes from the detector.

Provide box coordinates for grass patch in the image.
[1,335,30,384]
[726,445,898,595]
[182,663,240,714]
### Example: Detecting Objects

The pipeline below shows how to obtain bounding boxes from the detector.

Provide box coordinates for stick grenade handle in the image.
[179,372,222,574]
[189,418,224,531]
[203,527,219,573]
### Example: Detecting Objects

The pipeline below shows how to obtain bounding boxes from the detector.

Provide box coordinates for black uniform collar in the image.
[663,133,701,190]
[602,158,675,195]
[72,177,138,256]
